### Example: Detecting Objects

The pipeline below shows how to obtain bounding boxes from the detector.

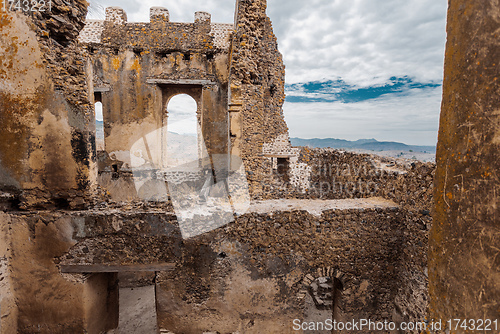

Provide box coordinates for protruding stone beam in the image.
[60,263,176,273]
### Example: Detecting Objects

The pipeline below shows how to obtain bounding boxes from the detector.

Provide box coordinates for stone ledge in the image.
[249,197,398,217]
[146,78,217,86]
[60,263,175,273]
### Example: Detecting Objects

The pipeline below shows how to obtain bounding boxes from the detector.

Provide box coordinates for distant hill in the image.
[290,138,436,153]
[97,120,435,157]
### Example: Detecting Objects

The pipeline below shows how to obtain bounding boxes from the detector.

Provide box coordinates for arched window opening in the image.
[95,100,104,151]
[164,94,201,167]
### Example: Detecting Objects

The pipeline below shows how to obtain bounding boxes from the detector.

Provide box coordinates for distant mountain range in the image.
[290,138,436,153]
[97,121,435,154]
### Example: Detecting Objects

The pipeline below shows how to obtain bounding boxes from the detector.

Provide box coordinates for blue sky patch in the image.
[285,76,441,103]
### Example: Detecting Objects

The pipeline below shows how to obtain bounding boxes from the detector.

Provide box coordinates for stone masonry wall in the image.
[0,1,96,210]
[252,147,435,324]
[83,7,232,179]
[0,203,427,333]
[229,0,289,197]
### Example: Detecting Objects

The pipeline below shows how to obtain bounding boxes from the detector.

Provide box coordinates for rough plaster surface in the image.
[0,154,432,333]
[0,2,96,209]
[8,215,86,333]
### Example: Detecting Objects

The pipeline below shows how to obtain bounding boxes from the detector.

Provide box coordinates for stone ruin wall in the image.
[0,0,96,211]
[0,0,435,332]
[430,0,500,322]
[79,9,234,50]
[229,0,291,198]
[82,7,232,170]
[0,184,432,333]
[75,6,238,204]
[77,2,293,202]
[1,0,498,332]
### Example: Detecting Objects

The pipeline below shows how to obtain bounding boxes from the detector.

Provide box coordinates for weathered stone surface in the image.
[1,203,426,333]
[0,212,119,333]
[430,0,500,323]
[79,1,290,201]
[7,0,499,332]
[0,2,96,210]
[0,213,17,334]
[0,0,433,328]
[229,0,289,196]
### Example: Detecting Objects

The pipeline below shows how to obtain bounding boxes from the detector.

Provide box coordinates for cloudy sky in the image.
[89,0,448,146]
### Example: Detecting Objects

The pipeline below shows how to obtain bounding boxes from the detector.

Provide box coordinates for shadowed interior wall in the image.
[0,4,96,210]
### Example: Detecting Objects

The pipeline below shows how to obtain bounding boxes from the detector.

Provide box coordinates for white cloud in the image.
[284,86,443,146]
[268,0,447,86]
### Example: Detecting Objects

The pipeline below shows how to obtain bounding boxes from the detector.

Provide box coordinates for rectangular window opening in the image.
[277,157,290,182]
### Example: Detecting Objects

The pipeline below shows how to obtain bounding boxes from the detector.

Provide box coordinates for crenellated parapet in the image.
[78,7,232,51]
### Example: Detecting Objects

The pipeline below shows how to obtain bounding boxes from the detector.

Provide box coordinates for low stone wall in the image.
[305,149,434,210]
[0,199,429,333]
[258,148,435,209]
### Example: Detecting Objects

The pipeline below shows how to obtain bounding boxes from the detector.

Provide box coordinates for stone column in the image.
[431,0,500,322]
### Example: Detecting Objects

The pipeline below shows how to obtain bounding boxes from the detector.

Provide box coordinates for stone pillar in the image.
[229,0,288,197]
[430,0,500,322]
